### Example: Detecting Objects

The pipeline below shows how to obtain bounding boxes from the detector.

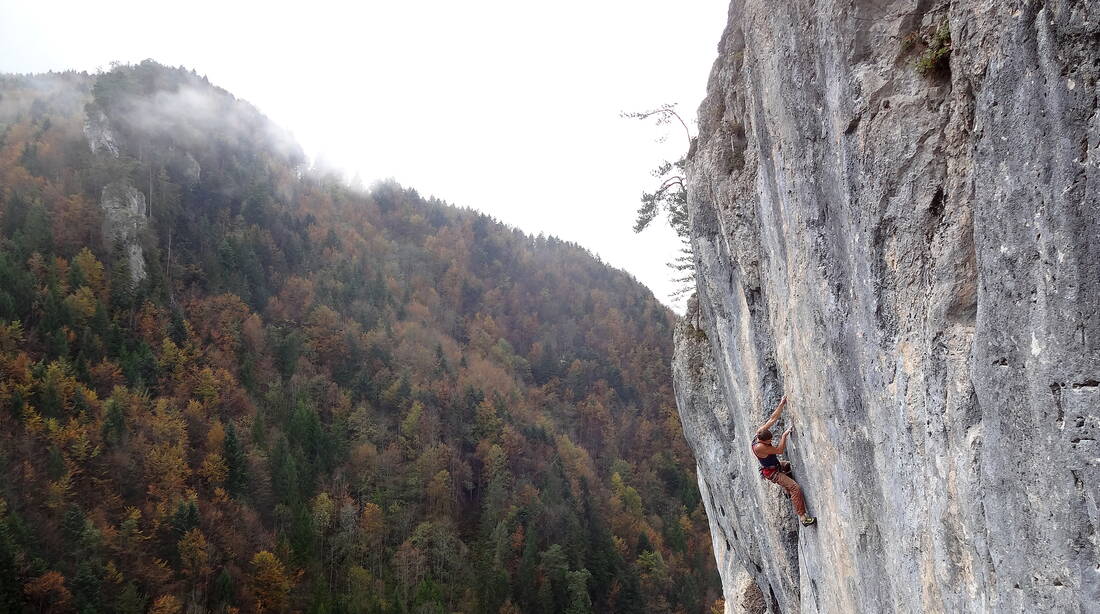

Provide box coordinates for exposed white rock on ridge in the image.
[85,104,149,284]
[83,106,119,158]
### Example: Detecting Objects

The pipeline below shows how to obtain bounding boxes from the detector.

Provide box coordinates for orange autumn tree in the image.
[249,551,295,613]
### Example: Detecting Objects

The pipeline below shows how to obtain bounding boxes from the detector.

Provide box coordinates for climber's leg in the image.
[769,472,806,517]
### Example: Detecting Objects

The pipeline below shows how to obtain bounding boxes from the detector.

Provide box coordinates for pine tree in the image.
[0,500,21,611]
[564,568,593,614]
[103,399,126,446]
[109,240,135,313]
[114,582,146,614]
[224,423,248,496]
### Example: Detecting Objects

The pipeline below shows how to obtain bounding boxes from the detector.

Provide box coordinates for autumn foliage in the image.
[0,63,720,613]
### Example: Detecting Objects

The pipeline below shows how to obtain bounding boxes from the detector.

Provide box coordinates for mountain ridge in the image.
[0,60,720,613]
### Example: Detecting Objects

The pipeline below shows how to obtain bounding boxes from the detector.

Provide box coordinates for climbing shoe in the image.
[800,516,817,527]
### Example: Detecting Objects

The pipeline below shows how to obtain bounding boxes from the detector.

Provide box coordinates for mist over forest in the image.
[0,62,722,613]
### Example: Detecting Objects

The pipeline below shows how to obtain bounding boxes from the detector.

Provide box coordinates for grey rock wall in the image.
[100,182,148,283]
[674,1,1099,613]
[86,105,149,284]
[83,107,119,158]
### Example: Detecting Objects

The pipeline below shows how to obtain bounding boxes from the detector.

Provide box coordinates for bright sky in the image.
[0,0,729,312]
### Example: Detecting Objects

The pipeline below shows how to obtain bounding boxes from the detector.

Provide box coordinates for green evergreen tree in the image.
[515,524,539,611]
[62,504,87,548]
[212,567,234,606]
[72,559,104,613]
[540,544,569,613]
[16,201,52,257]
[564,568,592,614]
[170,500,200,540]
[224,423,249,496]
[109,240,135,313]
[102,399,126,446]
[0,501,21,611]
[114,581,146,614]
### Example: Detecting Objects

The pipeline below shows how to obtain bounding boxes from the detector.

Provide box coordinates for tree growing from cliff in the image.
[622,104,690,237]
[622,103,695,301]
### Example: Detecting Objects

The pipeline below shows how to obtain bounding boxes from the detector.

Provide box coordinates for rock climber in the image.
[752,395,816,526]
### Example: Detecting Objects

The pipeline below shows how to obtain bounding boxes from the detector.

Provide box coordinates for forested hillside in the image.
[0,62,719,613]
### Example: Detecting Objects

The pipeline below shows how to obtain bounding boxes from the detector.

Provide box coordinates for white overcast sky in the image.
[0,0,729,312]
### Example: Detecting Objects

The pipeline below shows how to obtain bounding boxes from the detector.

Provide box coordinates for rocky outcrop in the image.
[86,105,149,284]
[100,182,148,283]
[674,1,1099,613]
[83,106,119,158]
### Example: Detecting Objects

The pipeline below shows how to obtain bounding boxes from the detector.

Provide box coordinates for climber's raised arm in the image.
[753,427,792,456]
[750,396,813,527]
[755,395,786,437]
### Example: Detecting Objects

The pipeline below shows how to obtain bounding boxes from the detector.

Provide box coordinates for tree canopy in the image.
[0,63,720,613]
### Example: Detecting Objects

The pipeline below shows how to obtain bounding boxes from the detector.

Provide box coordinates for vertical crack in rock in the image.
[674,1,1100,612]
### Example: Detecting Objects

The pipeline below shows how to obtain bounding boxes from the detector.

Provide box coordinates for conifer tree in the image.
[224,423,248,496]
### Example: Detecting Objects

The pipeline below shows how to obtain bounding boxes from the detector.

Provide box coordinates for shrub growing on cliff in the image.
[915,22,952,77]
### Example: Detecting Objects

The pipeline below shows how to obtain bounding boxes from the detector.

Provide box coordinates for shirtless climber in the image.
[752,395,816,526]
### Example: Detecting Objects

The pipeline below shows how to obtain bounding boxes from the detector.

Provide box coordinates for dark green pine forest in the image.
[0,62,721,613]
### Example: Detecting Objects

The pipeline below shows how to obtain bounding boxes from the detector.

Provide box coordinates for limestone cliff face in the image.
[674,2,1099,613]
[83,106,120,157]
[99,182,148,283]
[84,105,149,284]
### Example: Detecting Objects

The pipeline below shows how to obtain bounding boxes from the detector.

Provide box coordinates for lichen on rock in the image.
[675,2,1100,612]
